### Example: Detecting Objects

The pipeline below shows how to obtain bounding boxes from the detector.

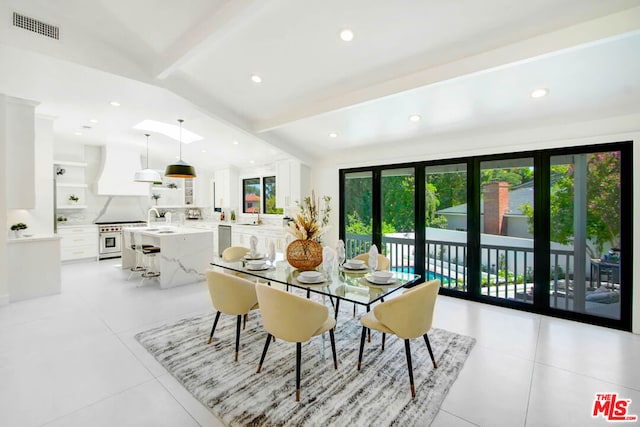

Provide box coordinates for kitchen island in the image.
[122,226,213,288]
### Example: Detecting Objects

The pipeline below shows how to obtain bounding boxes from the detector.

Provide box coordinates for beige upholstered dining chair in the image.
[255,283,338,402]
[357,279,440,398]
[353,253,390,271]
[205,270,259,361]
[221,246,250,261]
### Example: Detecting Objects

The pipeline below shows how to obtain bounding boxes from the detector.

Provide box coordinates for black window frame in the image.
[339,141,633,331]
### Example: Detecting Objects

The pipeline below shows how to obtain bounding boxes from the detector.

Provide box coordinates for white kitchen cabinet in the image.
[5,96,38,209]
[275,159,310,208]
[58,225,98,261]
[214,168,238,211]
[8,235,61,301]
[55,160,89,210]
[232,224,287,254]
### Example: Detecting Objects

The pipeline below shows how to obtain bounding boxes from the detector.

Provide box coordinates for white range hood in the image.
[95,145,150,196]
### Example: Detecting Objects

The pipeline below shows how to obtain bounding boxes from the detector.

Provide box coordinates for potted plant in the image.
[151,193,161,205]
[10,222,28,238]
[166,182,178,189]
[285,191,331,270]
[69,194,79,204]
[230,210,236,222]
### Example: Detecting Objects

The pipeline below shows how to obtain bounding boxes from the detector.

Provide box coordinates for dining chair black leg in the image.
[234,315,242,362]
[207,311,221,344]
[243,313,248,330]
[381,332,386,351]
[295,342,302,401]
[353,304,356,317]
[334,299,340,323]
[256,333,272,373]
[423,333,437,368]
[404,339,415,398]
[329,328,338,370]
[357,326,367,370]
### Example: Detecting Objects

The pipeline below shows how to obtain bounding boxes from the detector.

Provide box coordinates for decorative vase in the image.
[286,239,323,271]
[14,230,23,238]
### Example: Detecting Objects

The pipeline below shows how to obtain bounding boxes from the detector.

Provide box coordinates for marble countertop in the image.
[8,234,61,243]
[123,226,214,237]
[184,221,286,232]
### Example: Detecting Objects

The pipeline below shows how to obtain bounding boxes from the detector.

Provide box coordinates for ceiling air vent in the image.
[12,12,59,40]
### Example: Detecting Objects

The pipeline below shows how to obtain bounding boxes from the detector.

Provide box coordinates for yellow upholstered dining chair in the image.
[353,253,390,271]
[357,279,440,398]
[255,283,338,401]
[221,246,250,261]
[205,270,259,361]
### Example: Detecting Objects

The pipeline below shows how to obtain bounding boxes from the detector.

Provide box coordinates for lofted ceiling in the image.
[0,0,639,171]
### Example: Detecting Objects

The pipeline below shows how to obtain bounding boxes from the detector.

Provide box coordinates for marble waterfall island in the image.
[122,226,213,288]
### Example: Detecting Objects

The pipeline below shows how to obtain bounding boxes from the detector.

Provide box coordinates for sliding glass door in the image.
[425,163,468,292]
[339,141,631,330]
[342,171,373,259]
[479,158,534,304]
[549,152,622,320]
[381,168,415,272]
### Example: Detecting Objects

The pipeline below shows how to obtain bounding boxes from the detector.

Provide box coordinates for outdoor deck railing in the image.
[345,233,576,304]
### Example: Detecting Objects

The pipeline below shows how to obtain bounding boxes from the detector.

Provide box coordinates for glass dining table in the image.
[211,257,422,323]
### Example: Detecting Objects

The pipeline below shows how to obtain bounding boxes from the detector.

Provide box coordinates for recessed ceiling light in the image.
[133,120,203,144]
[109,101,120,107]
[201,149,207,153]
[251,74,262,83]
[340,29,354,42]
[409,114,421,122]
[74,131,83,136]
[328,132,338,138]
[249,160,255,164]
[232,140,239,145]
[89,119,98,124]
[530,88,549,98]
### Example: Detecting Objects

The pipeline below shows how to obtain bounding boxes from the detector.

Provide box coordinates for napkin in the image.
[323,246,336,277]
[336,240,346,265]
[249,235,258,257]
[368,244,379,271]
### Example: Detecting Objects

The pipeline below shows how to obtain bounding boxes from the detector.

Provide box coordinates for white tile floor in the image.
[1,259,638,426]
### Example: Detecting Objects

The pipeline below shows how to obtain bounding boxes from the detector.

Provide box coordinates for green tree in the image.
[521,152,620,256]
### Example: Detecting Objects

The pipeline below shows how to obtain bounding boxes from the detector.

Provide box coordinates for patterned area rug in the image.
[136,308,475,426]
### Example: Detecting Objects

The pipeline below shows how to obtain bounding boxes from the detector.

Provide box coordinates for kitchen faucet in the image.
[147,207,160,227]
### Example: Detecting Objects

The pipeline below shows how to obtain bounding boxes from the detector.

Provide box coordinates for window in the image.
[339,141,632,331]
[263,176,283,214]
[242,176,284,214]
[242,178,260,213]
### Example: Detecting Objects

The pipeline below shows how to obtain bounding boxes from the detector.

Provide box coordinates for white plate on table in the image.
[365,275,396,286]
[297,276,326,284]
[246,264,270,271]
[341,264,368,271]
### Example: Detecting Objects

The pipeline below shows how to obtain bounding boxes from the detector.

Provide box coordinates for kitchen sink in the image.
[157,230,175,234]
[239,223,260,226]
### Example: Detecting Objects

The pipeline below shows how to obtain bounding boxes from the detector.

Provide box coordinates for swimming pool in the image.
[393,266,451,284]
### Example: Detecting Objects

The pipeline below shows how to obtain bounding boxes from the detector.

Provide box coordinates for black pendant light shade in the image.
[165,119,196,178]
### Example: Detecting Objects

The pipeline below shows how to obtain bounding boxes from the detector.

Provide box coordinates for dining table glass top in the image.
[211,257,421,307]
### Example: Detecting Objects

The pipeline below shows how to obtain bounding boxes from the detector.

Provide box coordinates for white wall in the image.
[311,113,640,333]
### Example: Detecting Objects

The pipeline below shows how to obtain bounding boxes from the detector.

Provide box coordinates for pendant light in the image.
[134,133,162,182]
[165,119,197,178]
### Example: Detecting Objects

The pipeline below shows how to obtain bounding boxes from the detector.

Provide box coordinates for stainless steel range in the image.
[96,221,147,259]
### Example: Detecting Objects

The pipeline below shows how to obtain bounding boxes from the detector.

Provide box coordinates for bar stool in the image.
[128,232,147,280]
[140,247,161,280]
